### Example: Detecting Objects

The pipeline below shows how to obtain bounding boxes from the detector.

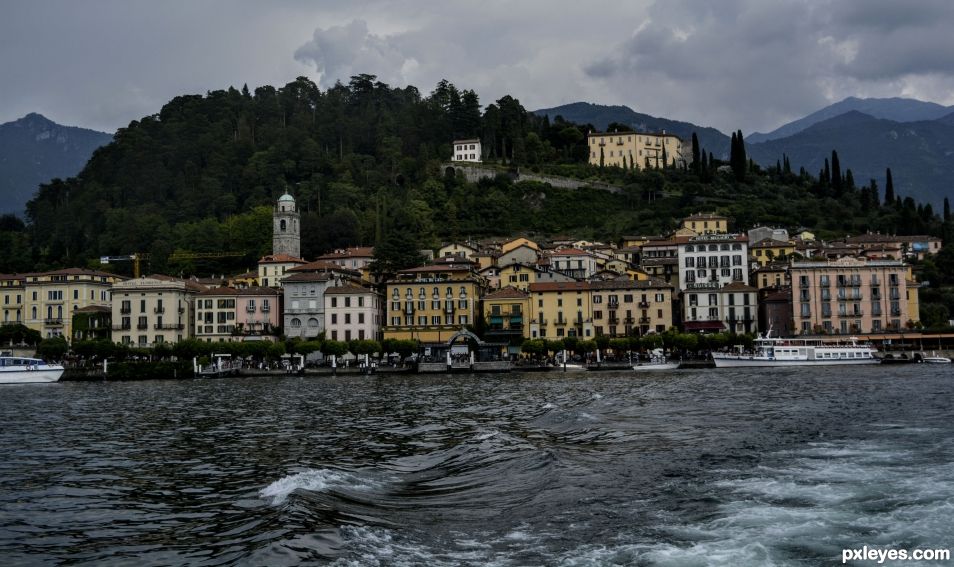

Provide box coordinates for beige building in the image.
[528,281,593,340]
[22,268,124,340]
[587,131,686,169]
[111,275,201,346]
[790,258,916,335]
[0,274,24,326]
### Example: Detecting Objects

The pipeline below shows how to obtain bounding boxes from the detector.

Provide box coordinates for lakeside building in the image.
[759,288,794,336]
[23,268,124,340]
[586,131,686,169]
[589,278,674,336]
[482,286,531,348]
[195,286,281,342]
[110,275,201,346]
[528,281,593,339]
[0,274,24,326]
[676,233,752,333]
[71,305,111,342]
[383,261,485,342]
[324,284,383,342]
[789,257,916,334]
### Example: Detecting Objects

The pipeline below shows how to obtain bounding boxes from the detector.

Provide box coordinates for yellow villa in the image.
[587,131,686,169]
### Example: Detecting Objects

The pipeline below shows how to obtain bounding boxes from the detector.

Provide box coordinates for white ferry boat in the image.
[712,332,879,367]
[0,356,65,383]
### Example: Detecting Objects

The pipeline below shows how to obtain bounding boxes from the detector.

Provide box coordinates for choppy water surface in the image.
[1,366,953,566]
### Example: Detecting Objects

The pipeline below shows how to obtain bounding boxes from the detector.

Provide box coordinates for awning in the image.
[683,321,725,331]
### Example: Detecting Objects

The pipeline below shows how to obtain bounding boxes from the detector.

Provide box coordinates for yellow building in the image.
[750,239,795,267]
[501,237,540,255]
[383,262,485,342]
[0,274,25,326]
[587,131,686,169]
[528,281,593,339]
[22,268,125,339]
[482,286,531,343]
[590,279,674,336]
[681,213,729,235]
[752,264,790,291]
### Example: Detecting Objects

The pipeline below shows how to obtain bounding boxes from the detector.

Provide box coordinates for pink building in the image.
[790,258,915,335]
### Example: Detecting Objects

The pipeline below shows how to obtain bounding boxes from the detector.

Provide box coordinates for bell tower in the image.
[273,191,301,258]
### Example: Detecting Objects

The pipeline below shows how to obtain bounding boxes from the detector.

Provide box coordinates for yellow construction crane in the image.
[100,251,248,278]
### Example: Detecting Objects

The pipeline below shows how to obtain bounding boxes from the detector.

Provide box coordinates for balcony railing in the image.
[154,323,185,330]
[638,301,649,308]
[554,319,568,326]
[154,307,165,314]
[120,307,132,314]
[639,317,651,324]
[136,323,149,330]
[261,305,270,312]
[43,318,63,325]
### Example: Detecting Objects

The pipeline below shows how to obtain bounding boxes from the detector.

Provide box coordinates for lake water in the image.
[1,366,952,566]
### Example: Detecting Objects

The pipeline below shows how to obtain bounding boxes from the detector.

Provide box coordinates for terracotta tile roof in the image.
[588,278,673,290]
[399,264,473,274]
[21,267,125,279]
[528,282,591,292]
[316,246,374,260]
[721,281,757,292]
[74,305,110,313]
[281,272,333,283]
[324,284,375,295]
[482,286,529,300]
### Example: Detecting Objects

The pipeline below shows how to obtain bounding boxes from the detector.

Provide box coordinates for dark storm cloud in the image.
[3,0,954,135]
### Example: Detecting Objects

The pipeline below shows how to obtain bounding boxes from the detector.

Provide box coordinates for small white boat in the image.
[921,352,952,364]
[0,356,64,384]
[633,359,680,371]
[633,350,680,371]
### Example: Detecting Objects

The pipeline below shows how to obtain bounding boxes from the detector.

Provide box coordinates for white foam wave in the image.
[260,468,378,505]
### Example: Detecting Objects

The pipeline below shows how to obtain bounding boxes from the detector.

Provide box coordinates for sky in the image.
[4,0,954,135]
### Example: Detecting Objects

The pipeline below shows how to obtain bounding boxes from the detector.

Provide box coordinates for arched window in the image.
[280,219,287,232]
[290,318,302,328]
[307,318,319,327]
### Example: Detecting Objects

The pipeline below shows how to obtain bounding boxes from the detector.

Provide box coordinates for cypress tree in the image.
[830,150,842,193]
[730,132,737,169]
[885,168,895,204]
[823,158,831,187]
[845,168,855,191]
[870,179,880,207]
[691,132,700,173]
[599,146,604,169]
[944,197,951,221]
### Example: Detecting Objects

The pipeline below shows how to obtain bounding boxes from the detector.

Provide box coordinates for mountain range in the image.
[535,98,954,207]
[0,113,112,216]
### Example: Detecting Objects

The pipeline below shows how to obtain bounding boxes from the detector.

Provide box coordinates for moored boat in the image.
[920,351,952,364]
[0,356,65,384]
[712,331,879,368]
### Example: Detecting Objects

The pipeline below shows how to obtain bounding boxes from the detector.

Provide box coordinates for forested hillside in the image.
[1,75,951,277]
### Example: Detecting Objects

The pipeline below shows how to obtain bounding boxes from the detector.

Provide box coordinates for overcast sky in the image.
[4,0,954,135]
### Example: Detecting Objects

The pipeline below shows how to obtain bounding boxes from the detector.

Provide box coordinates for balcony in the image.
[261,305,270,312]
[120,307,132,314]
[639,317,651,324]
[246,305,257,313]
[136,324,149,330]
[533,318,547,325]
[608,318,620,325]
[623,317,635,324]
[154,307,165,314]
[554,319,568,326]
[43,318,63,326]
[154,323,185,330]
[638,301,649,308]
